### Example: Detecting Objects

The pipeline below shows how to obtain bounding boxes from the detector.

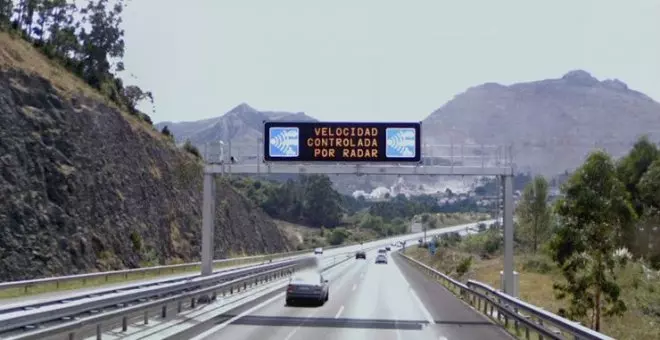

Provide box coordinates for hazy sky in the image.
[119,0,660,123]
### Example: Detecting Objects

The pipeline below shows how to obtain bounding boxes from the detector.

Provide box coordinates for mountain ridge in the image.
[422,69,660,175]
[156,70,660,191]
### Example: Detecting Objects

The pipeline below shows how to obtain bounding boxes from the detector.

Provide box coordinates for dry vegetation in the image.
[407,245,660,340]
[418,212,492,228]
[276,212,490,251]
[275,219,379,250]
[0,31,171,144]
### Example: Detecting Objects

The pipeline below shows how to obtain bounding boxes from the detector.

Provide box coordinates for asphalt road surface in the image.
[181,247,512,340]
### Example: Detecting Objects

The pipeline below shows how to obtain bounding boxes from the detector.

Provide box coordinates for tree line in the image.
[0,0,154,122]
[515,135,660,331]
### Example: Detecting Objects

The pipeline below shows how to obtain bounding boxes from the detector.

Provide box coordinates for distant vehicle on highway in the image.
[385,246,391,251]
[377,248,387,255]
[375,254,388,264]
[355,251,366,259]
[286,271,329,306]
[314,247,323,255]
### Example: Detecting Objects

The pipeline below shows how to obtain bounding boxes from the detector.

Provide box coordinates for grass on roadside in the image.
[406,246,660,340]
[426,212,492,228]
[0,256,278,300]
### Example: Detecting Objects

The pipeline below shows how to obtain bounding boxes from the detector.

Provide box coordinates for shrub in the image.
[183,140,201,158]
[130,231,143,251]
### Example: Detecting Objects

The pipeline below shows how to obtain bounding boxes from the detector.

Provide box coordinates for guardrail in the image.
[0,243,349,298]
[0,257,316,335]
[6,250,357,340]
[397,251,615,340]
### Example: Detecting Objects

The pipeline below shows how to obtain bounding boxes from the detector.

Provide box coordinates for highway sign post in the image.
[201,122,517,296]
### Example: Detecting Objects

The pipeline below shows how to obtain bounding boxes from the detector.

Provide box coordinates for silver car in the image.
[285,271,329,305]
[375,254,388,264]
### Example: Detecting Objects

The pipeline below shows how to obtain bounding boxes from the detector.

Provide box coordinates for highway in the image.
[0,221,495,340]
[2,221,485,309]
[173,246,511,340]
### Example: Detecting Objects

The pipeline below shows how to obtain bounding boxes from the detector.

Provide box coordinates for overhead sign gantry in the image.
[200,121,517,296]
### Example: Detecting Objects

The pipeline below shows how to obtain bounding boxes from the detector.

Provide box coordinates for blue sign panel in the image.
[263,121,421,163]
[268,127,300,158]
[386,127,417,158]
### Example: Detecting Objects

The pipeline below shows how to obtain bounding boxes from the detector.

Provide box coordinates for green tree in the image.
[359,214,385,235]
[516,175,551,253]
[638,159,660,211]
[78,0,126,89]
[636,159,660,266]
[615,136,659,255]
[301,175,343,227]
[327,228,348,245]
[0,0,13,29]
[550,151,635,331]
[617,135,659,214]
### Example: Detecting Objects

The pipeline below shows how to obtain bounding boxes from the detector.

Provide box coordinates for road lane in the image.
[304,248,441,340]
[193,248,452,340]
[392,251,513,340]
[190,244,512,340]
[193,250,372,340]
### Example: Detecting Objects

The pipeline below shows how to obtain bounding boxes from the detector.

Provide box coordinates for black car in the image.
[385,246,391,251]
[355,251,366,259]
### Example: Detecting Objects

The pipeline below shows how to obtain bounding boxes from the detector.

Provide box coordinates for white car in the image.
[314,247,323,255]
[375,254,388,264]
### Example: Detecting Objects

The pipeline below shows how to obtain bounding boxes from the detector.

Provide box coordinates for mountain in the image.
[155,103,317,147]
[422,70,660,176]
[154,70,660,195]
[0,33,291,281]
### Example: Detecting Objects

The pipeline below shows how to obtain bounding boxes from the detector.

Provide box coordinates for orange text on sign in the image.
[307,126,380,159]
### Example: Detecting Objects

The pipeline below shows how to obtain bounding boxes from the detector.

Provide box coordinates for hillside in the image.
[0,32,291,281]
[423,70,660,176]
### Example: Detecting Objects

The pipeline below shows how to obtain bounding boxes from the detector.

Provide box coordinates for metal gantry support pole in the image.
[201,171,216,276]
[502,174,514,295]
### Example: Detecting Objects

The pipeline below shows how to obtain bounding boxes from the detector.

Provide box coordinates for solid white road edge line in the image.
[408,287,436,325]
[391,255,436,325]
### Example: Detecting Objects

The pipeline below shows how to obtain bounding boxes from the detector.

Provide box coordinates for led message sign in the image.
[264,121,421,163]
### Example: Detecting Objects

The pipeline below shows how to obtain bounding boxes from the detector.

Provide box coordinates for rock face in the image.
[0,68,291,281]
[423,70,660,176]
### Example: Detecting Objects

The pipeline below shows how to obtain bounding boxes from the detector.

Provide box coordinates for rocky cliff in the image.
[0,34,291,281]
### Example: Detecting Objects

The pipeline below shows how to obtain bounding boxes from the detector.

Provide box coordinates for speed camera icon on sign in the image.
[269,127,300,157]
